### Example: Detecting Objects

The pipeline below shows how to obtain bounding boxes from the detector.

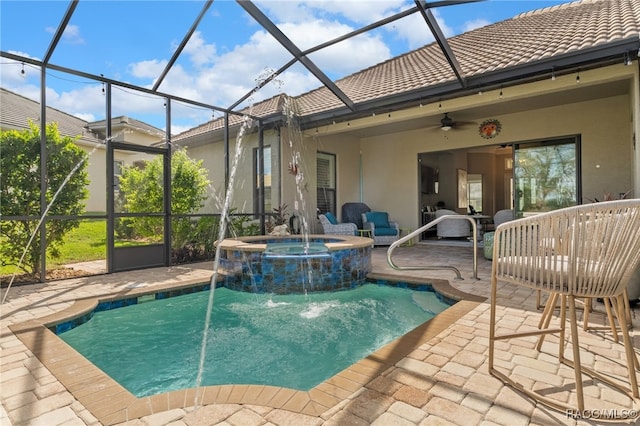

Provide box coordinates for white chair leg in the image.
[567,295,585,412]
[488,275,498,372]
[536,291,559,351]
[612,294,640,397]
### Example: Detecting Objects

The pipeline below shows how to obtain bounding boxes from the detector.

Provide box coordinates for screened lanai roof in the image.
[1,0,639,136]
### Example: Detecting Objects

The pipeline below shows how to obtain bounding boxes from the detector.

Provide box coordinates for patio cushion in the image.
[324,211,338,224]
[374,227,398,236]
[366,212,390,229]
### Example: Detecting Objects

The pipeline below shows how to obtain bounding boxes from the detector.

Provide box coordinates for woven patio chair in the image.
[318,213,357,236]
[435,209,471,239]
[361,211,400,246]
[488,199,640,412]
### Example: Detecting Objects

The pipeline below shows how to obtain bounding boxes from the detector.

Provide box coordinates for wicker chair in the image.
[435,209,471,239]
[492,208,514,228]
[361,211,400,246]
[488,199,640,412]
[318,213,357,236]
[341,202,371,230]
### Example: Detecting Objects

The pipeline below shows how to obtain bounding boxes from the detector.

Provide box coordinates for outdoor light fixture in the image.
[440,113,454,131]
[624,52,632,66]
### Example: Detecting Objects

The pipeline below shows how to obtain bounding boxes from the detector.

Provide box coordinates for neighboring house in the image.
[0,88,165,213]
[173,0,640,237]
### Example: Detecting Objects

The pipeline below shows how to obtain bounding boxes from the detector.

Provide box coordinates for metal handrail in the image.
[387,215,480,280]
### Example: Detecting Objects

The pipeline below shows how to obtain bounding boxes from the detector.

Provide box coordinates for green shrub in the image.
[0,122,88,276]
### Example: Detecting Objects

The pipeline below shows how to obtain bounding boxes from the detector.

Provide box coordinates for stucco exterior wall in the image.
[81,145,107,213]
[358,93,632,231]
[187,129,282,216]
[186,141,227,214]
[179,64,637,237]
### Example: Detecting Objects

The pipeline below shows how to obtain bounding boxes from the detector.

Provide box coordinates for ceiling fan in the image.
[432,112,476,131]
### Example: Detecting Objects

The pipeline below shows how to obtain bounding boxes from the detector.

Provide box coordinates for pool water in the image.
[263,242,329,255]
[59,284,451,397]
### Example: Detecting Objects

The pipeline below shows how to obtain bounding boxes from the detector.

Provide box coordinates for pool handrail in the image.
[387,215,479,280]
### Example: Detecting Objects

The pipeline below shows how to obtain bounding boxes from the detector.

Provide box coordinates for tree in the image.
[0,121,89,276]
[117,149,210,246]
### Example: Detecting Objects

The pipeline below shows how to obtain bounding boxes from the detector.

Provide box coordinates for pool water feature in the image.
[217,235,372,293]
[57,283,452,397]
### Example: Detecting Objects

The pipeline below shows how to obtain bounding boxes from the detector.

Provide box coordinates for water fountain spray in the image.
[193,113,256,407]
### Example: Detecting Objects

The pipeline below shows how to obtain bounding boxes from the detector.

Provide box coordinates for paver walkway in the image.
[2,244,639,425]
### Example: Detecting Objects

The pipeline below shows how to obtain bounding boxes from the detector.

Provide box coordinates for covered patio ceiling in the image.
[0,0,635,131]
[328,77,632,139]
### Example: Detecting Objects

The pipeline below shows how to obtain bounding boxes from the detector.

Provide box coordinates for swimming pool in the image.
[9,273,483,425]
[57,282,452,397]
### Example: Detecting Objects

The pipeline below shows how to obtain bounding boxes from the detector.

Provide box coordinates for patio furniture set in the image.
[319,202,401,246]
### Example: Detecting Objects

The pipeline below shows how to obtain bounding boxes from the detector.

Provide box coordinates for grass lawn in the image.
[49,219,107,267]
[0,219,107,275]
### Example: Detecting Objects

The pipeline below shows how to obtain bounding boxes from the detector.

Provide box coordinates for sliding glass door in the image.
[513,136,580,218]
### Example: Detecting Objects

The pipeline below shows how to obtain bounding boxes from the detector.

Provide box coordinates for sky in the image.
[0,0,574,134]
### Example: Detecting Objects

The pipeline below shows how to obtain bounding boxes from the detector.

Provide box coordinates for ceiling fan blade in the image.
[426,113,477,131]
[453,120,477,128]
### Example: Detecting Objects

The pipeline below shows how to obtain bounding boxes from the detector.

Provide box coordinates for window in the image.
[317,152,336,214]
[467,174,483,213]
[253,146,271,216]
[513,136,580,217]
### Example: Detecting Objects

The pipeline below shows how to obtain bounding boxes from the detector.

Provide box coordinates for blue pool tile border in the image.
[49,283,211,335]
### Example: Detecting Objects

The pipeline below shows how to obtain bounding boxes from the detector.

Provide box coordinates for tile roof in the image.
[0,87,101,145]
[175,0,639,142]
[299,0,639,112]
[86,116,165,139]
[0,88,167,145]
[173,94,286,141]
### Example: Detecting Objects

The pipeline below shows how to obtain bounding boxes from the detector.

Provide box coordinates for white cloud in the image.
[277,21,391,76]
[182,31,217,68]
[149,14,393,113]
[73,112,96,122]
[462,18,491,33]
[389,9,454,50]
[45,24,85,45]
[128,60,169,80]
[257,0,406,26]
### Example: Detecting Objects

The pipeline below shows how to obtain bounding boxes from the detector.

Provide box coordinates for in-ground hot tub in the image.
[216,235,373,293]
